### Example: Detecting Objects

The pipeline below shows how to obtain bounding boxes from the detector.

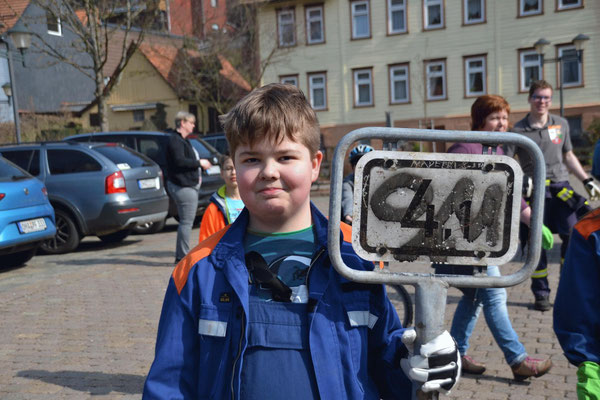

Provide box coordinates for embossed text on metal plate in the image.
[352,151,523,265]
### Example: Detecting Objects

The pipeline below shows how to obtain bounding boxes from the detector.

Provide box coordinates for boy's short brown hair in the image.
[528,80,553,98]
[220,83,321,157]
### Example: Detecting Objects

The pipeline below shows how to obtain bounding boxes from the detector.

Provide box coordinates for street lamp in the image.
[0,19,32,144]
[533,34,590,117]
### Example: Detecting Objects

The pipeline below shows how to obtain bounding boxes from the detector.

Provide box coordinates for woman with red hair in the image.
[439,95,554,381]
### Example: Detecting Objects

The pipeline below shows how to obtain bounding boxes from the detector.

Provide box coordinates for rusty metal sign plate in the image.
[352,151,523,265]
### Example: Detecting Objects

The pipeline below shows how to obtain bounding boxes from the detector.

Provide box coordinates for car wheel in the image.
[0,247,37,268]
[132,218,166,234]
[98,229,131,243]
[41,209,80,254]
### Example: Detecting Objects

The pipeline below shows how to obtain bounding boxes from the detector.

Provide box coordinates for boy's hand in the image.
[400,329,461,395]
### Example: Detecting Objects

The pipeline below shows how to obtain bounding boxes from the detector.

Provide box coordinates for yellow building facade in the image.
[80,49,209,133]
[255,0,600,151]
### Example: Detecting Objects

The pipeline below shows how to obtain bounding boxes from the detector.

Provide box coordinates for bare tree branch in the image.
[27,0,161,131]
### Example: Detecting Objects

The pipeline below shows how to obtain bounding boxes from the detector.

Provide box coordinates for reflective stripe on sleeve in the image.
[199,319,228,337]
[347,311,378,329]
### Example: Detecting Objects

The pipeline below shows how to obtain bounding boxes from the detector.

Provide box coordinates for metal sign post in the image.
[328,127,545,398]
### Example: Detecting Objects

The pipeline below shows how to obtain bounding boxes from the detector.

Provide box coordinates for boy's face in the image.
[220,158,238,190]
[234,136,322,232]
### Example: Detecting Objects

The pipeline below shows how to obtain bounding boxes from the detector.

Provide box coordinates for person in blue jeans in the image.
[441,95,554,380]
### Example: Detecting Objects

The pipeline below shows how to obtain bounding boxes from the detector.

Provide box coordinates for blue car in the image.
[0,156,56,267]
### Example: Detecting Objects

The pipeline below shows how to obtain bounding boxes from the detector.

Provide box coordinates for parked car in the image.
[64,131,224,233]
[0,142,168,254]
[0,156,56,267]
[201,133,228,155]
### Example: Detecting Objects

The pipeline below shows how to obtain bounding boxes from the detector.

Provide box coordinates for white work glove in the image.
[400,329,461,395]
[583,178,600,201]
[522,175,533,198]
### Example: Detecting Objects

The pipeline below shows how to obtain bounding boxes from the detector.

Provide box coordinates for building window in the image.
[519,49,543,92]
[211,0,217,7]
[425,60,446,101]
[308,72,327,110]
[557,0,582,10]
[277,8,296,47]
[464,55,486,97]
[388,0,407,34]
[89,113,100,127]
[306,5,324,44]
[389,64,410,104]
[353,68,373,107]
[351,0,370,39]
[519,0,542,16]
[423,0,444,30]
[46,11,62,36]
[566,115,583,142]
[280,75,299,86]
[464,0,485,24]
[133,109,145,122]
[558,45,583,87]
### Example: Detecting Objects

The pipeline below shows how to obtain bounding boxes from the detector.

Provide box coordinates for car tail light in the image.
[106,171,127,194]
[42,187,48,196]
[0,193,4,201]
[118,207,139,214]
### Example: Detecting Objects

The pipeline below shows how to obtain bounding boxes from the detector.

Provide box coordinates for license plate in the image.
[353,151,523,265]
[138,177,159,189]
[18,218,47,234]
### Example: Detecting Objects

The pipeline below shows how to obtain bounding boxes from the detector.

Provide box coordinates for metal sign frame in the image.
[352,151,523,265]
[327,128,545,399]
[328,127,546,287]
[328,127,545,289]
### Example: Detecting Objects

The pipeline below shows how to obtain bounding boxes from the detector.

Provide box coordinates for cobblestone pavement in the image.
[0,194,583,399]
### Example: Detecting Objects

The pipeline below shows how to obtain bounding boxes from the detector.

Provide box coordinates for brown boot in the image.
[511,357,553,381]
[461,355,486,375]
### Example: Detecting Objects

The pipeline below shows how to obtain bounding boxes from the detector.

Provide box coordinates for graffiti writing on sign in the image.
[367,172,508,263]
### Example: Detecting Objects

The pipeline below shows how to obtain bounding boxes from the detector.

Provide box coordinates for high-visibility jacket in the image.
[199,185,230,242]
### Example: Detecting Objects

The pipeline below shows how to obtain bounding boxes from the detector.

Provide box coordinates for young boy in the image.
[554,207,600,398]
[341,144,373,224]
[198,154,244,242]
[143,83,460,399]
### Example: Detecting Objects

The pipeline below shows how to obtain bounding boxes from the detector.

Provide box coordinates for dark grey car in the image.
[0,142,169,254]
[65,131,224,233]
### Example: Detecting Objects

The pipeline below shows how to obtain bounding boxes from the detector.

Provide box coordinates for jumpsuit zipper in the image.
[231,311,245,400]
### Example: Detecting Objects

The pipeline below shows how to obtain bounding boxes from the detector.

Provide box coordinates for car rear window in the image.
[0,149,40,175]
[190,138,215,159]
[0,157,31,181]
[48,149,102,174]
[93,144,154,168]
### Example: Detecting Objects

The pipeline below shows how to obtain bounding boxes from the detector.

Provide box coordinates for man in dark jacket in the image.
[166,111,212,263]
